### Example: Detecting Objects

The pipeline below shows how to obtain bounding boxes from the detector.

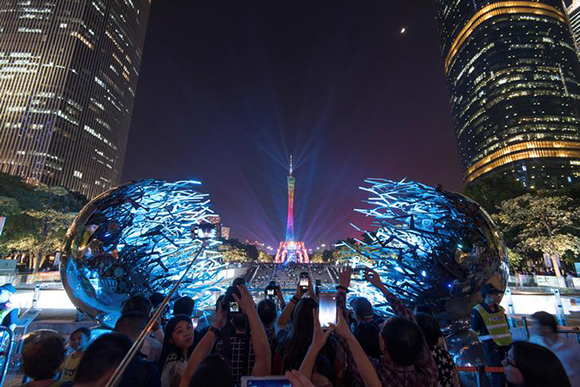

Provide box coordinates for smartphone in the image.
[266,288,275,296]
[191,317,199,329]
[299,272,309,291]
[318,291,337,328]
[351,268,365,281]
[241,376,291,387]
[229,301,240,313]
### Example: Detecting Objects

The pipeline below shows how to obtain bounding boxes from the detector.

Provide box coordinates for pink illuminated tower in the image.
[275,156,309,263]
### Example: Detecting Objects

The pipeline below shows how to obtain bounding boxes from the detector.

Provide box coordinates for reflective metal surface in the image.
[346,179,509,321]
[60,179,224,327]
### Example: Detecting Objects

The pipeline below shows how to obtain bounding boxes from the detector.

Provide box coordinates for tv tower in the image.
[275,155,309,263]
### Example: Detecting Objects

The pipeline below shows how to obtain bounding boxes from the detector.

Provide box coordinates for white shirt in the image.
[141,335,162,362]
[161,352,188,387]
[530,334,580,387]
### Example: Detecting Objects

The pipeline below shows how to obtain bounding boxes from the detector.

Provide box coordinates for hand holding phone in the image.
[318,291,337,328]
[299,272,309,291]
[351,268,365,281]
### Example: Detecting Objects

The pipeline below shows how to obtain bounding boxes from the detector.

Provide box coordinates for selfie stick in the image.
[105,240,207,387]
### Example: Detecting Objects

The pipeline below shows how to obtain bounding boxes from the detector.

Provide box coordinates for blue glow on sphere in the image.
[61,179,226,327]
[344,178,509,319]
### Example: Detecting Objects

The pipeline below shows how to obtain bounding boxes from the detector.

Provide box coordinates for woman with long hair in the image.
[503,341,571,387]
[159,315,195,387]
[275,297,338,375]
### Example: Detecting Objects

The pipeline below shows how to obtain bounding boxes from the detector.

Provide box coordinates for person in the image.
[60,327,91,383]
[121,295,164,361]
[529,311,580,387]
[159,315,196,387]
[121,295,152,316]
[353,322,381,359]
[112,313,163,387]
[415,313,459,387]
[150,292,169,327]
[115,310,163,362]
[173,296,195,317]
[188,354,233,387]
[350,297,376,325]
[471,283,512,387]
[257,299,278,354]
[73,333,129,386]
[0,283,18,331]
[336,267,438,386]
[21,330,69,387]
[276,297,322,372]
[277,279,317,331]
[502,341,571,387]
[179,285,271,387]
[150,293,166,309]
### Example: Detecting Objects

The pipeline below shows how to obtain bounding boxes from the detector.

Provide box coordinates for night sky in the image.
[122,0,463,248]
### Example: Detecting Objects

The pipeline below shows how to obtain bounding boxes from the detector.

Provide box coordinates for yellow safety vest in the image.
[473,304,512,347]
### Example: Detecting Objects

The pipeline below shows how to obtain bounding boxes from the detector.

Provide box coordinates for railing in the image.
[0,327,13,387]
[508,273,580,290]
[457,366,504,387]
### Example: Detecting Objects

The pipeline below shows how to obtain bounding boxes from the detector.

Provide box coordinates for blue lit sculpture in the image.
[345,179,509,321]
[60,179,225,327]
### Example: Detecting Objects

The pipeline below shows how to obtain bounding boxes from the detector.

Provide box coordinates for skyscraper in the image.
[568,0,580,54]
[435,0,580,188]
[0,0,151,198]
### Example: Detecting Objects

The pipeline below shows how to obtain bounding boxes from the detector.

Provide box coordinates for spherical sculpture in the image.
[346,179,509,321]
[61,179,225,327]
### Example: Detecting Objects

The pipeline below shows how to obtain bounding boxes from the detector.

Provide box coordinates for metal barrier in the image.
[0,327,13,386]
[457,366,504,387]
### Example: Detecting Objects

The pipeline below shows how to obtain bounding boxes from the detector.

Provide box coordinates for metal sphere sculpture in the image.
[345,179,509,321]
[60,179,225,327]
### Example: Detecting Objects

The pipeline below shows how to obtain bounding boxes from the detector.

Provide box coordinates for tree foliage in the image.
[463,171,528,215]
[493,193,580,267]
[0,173,86,264]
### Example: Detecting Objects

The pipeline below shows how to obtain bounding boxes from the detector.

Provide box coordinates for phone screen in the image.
[318,292,337,328]
[229,301,240,313]
[191,317,199,329]
[243,377,291,387]
[351,268,365,281]
[300,272,309,289]
[267,289,275,295]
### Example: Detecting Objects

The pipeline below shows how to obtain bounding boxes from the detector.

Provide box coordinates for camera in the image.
[265,281,277,298]
[224,285,242,314]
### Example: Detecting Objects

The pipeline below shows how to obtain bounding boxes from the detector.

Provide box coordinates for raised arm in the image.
[298,309,333,380]
[277,282,305,329]
[179,303,227,387]
[365,269,413,319]
[234,285,271,376]
[329,310,381,387]
[364,269,438,385]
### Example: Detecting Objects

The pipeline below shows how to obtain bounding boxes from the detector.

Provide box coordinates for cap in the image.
[481,283,502,297]
[352,297,373,319]
[0,284,16,294]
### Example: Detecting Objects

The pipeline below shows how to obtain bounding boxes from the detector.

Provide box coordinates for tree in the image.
[493,193,580,274]
[463,171,528,214]
[0,173,86,271]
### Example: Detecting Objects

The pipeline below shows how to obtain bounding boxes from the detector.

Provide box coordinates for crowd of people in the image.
[1,268,578,387]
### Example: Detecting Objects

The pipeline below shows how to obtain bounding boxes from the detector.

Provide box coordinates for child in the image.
[159,315,195,387]
[61,327,91,382]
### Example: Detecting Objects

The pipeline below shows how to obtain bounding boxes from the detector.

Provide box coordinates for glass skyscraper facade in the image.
[568,0,580,55]
[0,0,150,198]
[434,0,580,188]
